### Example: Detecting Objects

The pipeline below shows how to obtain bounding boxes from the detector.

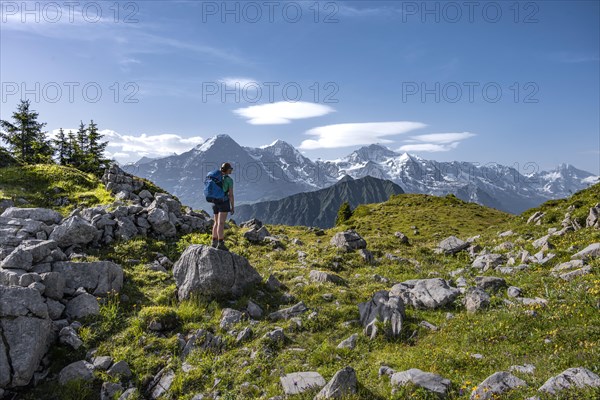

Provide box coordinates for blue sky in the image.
[1,0,598,175]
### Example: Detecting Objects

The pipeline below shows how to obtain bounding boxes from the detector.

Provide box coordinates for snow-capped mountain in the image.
[125,135,598,214]
[123,134,333,210]
[320,145,598,214]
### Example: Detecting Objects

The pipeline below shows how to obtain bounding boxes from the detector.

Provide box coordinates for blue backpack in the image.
[204,169,228,203]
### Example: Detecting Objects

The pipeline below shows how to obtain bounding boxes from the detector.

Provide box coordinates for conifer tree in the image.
[84,120,109,174]
[335,201,353,226]
[0,100,53,164]
[52,128,69,165]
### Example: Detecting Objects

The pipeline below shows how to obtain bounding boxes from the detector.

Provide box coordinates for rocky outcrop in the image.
[390,279,460,310]
[358,291,405,339]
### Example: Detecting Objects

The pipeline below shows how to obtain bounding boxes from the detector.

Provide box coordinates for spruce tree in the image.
[0,100,53,164]
[85,120,109,174]
[52,128,69,165]
[335,201,353,226]
[66,130,81,167]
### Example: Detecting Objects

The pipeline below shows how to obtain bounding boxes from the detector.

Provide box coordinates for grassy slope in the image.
[12,184,600,399]
[0,164,113,215]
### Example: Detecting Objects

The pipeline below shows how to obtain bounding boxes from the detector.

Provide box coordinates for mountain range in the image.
[123,134,598,215]
[234,175,404,228]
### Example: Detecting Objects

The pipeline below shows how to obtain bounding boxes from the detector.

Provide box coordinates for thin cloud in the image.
[299,121,426,150]
[233,102,335,125]
[409,132,475,144]
[398,143,460,152]
[50,128,204,163]
[398,131,475,152]
[550,51,600,64]
[338,4,401,17]
[219,77,259,89]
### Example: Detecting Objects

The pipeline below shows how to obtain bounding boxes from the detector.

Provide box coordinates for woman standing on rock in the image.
[204,162,234,251]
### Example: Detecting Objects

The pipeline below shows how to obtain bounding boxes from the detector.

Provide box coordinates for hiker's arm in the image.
[229,188,234,214]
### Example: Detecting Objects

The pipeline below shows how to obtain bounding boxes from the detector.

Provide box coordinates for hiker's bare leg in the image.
[217,212,228,240]
[212,214,219,240]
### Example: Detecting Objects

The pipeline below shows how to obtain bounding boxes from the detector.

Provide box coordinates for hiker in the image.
[204,162,234,251]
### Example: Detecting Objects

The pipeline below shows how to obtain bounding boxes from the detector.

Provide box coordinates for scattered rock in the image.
[59,326,83,350]
[538,367,600,394]
[247,300,263,319]
[571,243,600,261]
[510,364,536,374]
[315,366,358,399]
[472,254,505,271]
[92,356,113,371]
[527,211,545,225]
[436,236,468,255]
[475,276,507,293]
[266,274,286,291]
[337,334,358,349]
[101,382,123,400]
[463,287,490,312]
[358,249,375,265]
[107,360,132,379]
[236,327,253,343]
[391,369,451,398]
[470,371,527,400]
[309,270,345,285]
[394,232,410,244]
[147,367,176,399]
[330,230,367,251]
[268,302,308,321]
[244,226,270,243]
[58,360,95,385]
[182,329,223,357]
[280,372,326,395]
[220,308,244,330]
[507,286,522,298]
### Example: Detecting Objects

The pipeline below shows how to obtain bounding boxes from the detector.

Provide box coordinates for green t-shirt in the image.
[222,175,233,196]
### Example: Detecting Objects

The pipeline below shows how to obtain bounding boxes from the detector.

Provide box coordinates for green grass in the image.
[14,183,600,399]
[0,164,113,215]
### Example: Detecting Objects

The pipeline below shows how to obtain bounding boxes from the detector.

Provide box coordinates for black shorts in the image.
[212,200,231,214]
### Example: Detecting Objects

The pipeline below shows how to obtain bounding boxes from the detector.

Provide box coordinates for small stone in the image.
[107,360,132,378]
[337,334,358,349]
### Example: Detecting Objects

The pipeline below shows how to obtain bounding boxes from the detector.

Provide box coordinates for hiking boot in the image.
[216,240,229,251]
[211,239,218,248]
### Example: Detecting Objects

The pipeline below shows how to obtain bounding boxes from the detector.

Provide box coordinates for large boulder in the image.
[330,230,367,251]
[390,279,459,310]
[52,261,123,296]
[391,369,451,398]
[358,291,404,339]
[538,367,600,395]
[1,316,53,387]
[173,245,262,300]
[1,207,62,225]
[49,216,98,247]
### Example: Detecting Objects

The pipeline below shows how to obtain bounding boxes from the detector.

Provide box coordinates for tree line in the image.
[0,100,110,175]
